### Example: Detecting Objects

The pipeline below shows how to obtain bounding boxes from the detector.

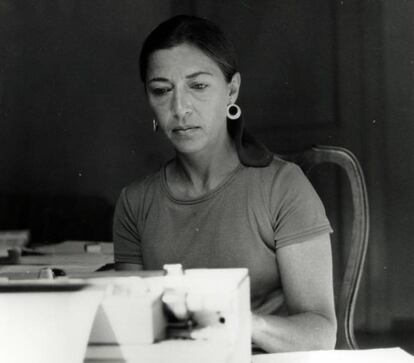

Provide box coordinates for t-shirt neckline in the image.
[160,161,244,205]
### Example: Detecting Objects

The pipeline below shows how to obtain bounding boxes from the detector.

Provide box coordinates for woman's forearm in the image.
[251,312,337,353]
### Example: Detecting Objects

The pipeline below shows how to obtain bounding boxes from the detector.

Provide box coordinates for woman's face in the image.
[146,43,240,155]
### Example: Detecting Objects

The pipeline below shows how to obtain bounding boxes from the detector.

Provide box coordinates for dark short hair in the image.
[139,15,238,83]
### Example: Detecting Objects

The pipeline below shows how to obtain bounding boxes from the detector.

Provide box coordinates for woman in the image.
[113,15,337,353]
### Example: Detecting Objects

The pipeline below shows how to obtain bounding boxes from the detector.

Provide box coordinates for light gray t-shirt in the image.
[113,157,332,315]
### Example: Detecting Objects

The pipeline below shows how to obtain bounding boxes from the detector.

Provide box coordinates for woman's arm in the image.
[113,187,143,269]
[251,234,337,352]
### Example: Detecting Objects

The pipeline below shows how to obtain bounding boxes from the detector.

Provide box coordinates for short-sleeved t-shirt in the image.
[113,156,332,315]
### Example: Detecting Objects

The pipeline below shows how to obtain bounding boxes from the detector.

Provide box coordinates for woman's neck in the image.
[166,137,240,199]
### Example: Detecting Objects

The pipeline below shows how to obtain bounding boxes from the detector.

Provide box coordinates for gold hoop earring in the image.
[152,119,159,132]
[226,104,241,120]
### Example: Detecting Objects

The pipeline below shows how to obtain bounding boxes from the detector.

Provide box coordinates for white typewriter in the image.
[85,265,251,363]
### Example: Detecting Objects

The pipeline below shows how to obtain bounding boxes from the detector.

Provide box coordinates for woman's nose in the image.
[171,88,191,118]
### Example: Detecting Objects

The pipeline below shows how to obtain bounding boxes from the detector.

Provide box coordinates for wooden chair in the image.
[278,145,369,350]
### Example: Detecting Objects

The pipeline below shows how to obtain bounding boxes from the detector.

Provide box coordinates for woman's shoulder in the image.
[244,154,304,184]
[120,167,164,203]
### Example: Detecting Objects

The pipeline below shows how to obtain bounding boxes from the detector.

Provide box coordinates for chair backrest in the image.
[277,145,369,349]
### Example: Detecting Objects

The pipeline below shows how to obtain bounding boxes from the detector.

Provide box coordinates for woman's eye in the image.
[150,88,171,96]
[191,83,208,90]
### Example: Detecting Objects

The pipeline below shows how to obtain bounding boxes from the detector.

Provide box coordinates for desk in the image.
[0,241,112,278]
[2,243,413,363]
[253,348,414,363]
[84,347,414,363]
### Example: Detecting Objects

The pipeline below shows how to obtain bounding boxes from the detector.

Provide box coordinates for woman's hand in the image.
[251,234,337,352]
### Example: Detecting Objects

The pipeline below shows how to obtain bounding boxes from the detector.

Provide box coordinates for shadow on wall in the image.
[0,194,114,244]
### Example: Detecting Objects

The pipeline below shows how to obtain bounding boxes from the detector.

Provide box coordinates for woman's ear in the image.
[228,72,241,103]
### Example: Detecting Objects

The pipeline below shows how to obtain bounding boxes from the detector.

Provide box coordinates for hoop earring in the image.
[152,119,159,132]
[226,103,241,120]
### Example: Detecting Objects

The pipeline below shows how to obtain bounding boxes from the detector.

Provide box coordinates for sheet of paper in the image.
[252,348,414,363]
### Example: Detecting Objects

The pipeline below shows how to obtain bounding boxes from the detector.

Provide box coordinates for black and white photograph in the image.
[0,1,413,362]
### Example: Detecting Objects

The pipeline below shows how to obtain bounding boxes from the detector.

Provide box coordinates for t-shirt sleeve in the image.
[270,162,333,249]
[113,187,143,265]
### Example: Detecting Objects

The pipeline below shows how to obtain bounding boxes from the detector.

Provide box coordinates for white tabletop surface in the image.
[253,348,414,363]
[85,346,413,363]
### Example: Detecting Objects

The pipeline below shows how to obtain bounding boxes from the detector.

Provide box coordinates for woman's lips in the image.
[173,126,200,136]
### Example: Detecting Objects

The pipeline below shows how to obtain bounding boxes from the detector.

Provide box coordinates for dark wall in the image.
[0,1,174,240]
[382,0,414,328]
[0,0,413,335]
[0,1,172,201]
